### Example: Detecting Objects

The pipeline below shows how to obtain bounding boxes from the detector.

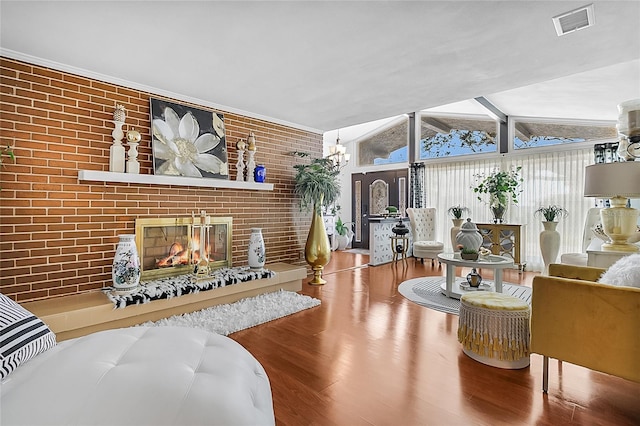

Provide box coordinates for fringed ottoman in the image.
[457,292,530,369]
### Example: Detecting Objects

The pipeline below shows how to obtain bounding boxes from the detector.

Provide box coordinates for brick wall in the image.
[0,57,320,302]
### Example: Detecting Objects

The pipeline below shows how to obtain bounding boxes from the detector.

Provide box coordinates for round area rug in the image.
[398,276,532,315]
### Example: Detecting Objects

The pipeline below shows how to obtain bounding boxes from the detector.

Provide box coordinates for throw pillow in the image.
[598,254,640,288]
[0,293,56,380]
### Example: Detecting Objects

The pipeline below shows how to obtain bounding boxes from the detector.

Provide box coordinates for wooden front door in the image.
[351,169,408,249]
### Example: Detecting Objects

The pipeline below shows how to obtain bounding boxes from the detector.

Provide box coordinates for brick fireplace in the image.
[0,57,320,302]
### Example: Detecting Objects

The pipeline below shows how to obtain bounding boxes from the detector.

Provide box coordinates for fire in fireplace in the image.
[135,216,232,280]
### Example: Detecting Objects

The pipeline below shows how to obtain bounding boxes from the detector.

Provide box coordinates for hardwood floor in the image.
[232,252,640,425]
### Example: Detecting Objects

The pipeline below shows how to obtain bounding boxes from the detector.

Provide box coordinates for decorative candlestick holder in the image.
[246,132,257,183]
[193,210,211,280]
[126,128,141,174]
[236,138,246,181]
[110,105,126,172]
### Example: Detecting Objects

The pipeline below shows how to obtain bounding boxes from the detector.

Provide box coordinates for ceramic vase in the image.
[305,201,331,285]
[248,228,266,270]
[456,218,483,252]
[112,234,141,294]
[450,218,464,251]
[540,221,560,274]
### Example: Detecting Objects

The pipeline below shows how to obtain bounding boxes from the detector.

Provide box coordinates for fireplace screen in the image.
[135,216,232,280]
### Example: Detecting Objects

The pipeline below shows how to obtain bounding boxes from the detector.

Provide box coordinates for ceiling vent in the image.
[552,4,595,36]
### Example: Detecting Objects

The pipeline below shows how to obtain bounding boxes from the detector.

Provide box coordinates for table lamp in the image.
[584,161,640,252]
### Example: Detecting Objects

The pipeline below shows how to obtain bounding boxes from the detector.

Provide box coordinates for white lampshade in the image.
[584,162,640,198]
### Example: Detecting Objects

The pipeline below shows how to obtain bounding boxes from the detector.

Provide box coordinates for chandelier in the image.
[327,132,350,169]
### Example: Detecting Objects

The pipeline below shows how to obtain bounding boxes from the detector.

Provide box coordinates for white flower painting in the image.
[150,98,229,179]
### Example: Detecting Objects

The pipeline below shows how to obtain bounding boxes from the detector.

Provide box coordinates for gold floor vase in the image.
[305,204,331,285]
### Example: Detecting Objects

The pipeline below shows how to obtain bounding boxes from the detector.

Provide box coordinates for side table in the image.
[390,236,409,263]
[587,249,632,268]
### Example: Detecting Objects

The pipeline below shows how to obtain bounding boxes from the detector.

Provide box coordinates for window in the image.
[419,114,498,160]
[511,117,616,150]
[357,116,409,166]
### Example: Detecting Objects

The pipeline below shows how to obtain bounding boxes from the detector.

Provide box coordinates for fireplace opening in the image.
[135,216,232,280]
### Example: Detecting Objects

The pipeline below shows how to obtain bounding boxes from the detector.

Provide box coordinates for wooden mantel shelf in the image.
[78,170,274,191]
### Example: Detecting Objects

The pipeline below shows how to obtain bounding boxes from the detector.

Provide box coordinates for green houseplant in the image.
[334,217,354,250]
[534,205,568,222]
[1,145,15,190]
[293,152,340,214]
[460,247,479,260]
[472,166,523,223]
[292,151,341,284]
[0,145,15,166]
[447,205,470,220]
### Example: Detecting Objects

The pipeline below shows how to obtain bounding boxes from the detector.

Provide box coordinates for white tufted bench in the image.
[1,326,275,425]
[406,207,445,265]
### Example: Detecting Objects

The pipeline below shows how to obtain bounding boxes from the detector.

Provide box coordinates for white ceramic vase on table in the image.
[112,234,141,293]
[540,221,560,275]
[455,218,483,251]
[450,218,464,251]
[248,228,266,270]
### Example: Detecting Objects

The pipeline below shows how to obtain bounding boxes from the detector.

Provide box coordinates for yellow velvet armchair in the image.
[530,263,640,393]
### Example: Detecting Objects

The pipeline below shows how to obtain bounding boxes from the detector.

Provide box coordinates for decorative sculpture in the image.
[110,105,126,172]
[125,128,141,174]
[246,132,256,183]
[236,138,246,181]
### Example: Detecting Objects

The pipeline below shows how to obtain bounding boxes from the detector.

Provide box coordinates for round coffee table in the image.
[437,252,514,299]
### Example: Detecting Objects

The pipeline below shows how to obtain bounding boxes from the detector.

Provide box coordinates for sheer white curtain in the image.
[423,147,594,271]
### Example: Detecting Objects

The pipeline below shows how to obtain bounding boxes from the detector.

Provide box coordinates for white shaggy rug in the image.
[139,290,320,336]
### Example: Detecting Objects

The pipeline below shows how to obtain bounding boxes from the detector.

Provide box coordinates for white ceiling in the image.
[1,1,639,133]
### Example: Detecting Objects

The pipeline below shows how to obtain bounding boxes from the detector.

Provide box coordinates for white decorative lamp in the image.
[584,161,640,252]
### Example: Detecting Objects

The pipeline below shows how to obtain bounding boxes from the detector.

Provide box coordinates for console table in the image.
[368,217,412,266]
[476,223,523,270]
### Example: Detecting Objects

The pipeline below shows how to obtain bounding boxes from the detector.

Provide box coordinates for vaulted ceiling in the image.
[1,1,639,133]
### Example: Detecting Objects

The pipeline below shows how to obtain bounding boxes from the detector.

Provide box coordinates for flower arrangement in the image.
[447,205,470,219]
[534,205,568,222]
[472,166,523,207]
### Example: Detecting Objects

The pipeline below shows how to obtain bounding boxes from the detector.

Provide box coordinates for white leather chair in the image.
[406,207,445,265]
[559,207,603,266]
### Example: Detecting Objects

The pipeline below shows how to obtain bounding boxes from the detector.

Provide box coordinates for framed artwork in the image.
[135,216,233,280]
[150,98,229,179]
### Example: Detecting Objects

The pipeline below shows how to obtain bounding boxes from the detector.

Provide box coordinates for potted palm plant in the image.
[447,205,470,221]
[472,166,523,223]
[293,152,340,285]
